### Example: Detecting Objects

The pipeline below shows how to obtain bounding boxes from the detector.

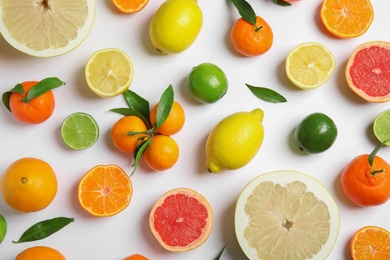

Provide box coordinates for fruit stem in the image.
[255,25,263,32]
[371,169,385,176]
[128,128,158,139]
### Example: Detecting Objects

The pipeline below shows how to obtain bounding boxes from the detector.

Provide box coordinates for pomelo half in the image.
[346,41,390,103]
[235,170,340,259]
[149,187,213,252]
[0,0,95,57]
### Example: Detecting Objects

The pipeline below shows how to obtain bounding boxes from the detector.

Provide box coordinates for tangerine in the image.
[15,246,66,260]
[112,0,149,14]
[150,101,185,136]
[350,226,390,260]
[123,254,149,260]
[111,116,148,153]
[230,15,273,57]
[143,135,179,171]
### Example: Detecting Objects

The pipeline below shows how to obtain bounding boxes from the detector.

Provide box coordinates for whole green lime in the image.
[0,214,7,244]
[295,112,337,154]
[187,63,228,104]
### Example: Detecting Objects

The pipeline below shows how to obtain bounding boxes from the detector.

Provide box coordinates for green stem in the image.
[255,25,263,32]
[371,169,385,176]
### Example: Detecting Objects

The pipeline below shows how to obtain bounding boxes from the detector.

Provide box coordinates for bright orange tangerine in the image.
[143,135,179,171]
[111,116,148,153]
[15,246,66,260]
[150,101,185,136]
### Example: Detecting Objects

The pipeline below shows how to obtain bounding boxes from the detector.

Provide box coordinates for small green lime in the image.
[0,214,7,244]
[187,62,228,104]
[295,112,337,154]
[61,112,99,150]
[373,109,390,145]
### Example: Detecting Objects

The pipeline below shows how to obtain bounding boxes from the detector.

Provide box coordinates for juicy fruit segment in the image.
[149,187,213,252]
[286,42,335,89]
[345,41,390,103]
[0,0,95,57]
[206,109,264,173]
[187,63,229,104]
[85,48,134,97]
[373,109,390,145]
[0,214,6,244]
[149,0,203,54]
[112,0,149,14]
[235,170,340,260]
[320,0,374,38]
[78,164,132,217]
[295,112,338,154]
[61,112,99,150]
[15,246,66,260]
[350,226,390,260]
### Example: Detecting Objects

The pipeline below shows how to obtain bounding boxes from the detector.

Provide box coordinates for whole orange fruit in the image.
[9,81,55,124]
[15,246,65,260]
[123,254,149,260]
[1,157,57,213]
[340,154,390,206]
[230,15,273,57]
[150,101,185,136]
[111,116,148,153]
[143,135,179,171]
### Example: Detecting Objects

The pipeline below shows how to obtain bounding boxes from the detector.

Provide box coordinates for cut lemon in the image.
[0,0,95,57]
[286,42,335,89]
[85,48,134,98]
[235,170,340,259]
[373,109,390,145]
[61,112,99,150]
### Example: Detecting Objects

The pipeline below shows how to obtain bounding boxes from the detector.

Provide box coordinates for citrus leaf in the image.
[214,245,226,260]
[230,0,257,25]
[110,108,151,129]
[25,77,64,101]
[2,83,24,112]
[155,85,174,128]
[123,89,150,124]
[246,84,287,103]
[13,217,74,243]
[273,0,292,6]
[131,139,151,176]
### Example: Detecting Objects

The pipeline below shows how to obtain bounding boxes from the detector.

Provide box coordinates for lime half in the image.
[373,109,390,145]
[61,112,99,150]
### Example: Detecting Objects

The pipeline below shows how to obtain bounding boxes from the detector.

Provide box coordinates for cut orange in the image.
[320,0,374,38]
[351,226,390,260]
[78,164,132,217]
[112,0,149,14]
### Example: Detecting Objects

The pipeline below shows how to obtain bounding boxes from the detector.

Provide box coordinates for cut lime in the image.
[373,109,390,145]
[61,112,99,150]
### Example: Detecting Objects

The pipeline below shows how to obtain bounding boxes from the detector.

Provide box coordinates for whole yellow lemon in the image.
[206,109,264,173]
[149,0,203,54]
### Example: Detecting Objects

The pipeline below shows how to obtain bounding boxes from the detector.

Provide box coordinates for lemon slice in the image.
[0,0,95,57]
[85,48,134,98]
[235,170,340,260]
[286,42,335,90]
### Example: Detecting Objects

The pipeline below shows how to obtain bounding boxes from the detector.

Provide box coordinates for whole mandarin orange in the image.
[150,101,185,136]
[111,116,148,153]
[143,135,179,171]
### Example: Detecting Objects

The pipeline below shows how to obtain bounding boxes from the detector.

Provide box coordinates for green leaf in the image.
[25,77,64,101]
[131,139,151,176]
[123,90,150,124]
[110,108,151,129]
[274,0,292,6]
[13,217,74,243]
[155,85,174,128]
[230,0,257,25]
[214,245,226,260]
[2,84,24,112]
[246,84,287,103]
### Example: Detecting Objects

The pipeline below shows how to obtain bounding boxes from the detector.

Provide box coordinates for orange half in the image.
[351,226,390,260]
[112,0,149,14]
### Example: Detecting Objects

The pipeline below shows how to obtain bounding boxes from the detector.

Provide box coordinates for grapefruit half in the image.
[149,187,213,252]
[346,41,390,103]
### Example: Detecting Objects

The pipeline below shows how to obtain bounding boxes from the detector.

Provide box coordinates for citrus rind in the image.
[373,109,390,145]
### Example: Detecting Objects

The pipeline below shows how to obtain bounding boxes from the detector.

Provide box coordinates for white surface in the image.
[1,1,390,259]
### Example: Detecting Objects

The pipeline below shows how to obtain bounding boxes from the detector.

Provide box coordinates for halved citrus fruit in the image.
[78,164,132,217]
[0,0,95,57]
[149,187,213,252]
[235,170,340,259]
[346,41,390,103]
[373,109,390,145]
[320,0,374,38]
[112,0,149,14]
[351,226,390,260]
[286,42,335,90]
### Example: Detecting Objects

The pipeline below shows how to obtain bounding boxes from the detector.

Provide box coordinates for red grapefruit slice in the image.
[346,41,390,103]
[149,187,213,252]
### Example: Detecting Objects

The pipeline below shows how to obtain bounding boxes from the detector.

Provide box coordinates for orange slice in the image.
[112,0,149,14]
[78,164,132,217]
[351,226,390,260]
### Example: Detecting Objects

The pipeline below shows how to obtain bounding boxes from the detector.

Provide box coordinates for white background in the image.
[1,0,390,259]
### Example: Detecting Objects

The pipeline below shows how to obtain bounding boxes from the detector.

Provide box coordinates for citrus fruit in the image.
[340,154,390,206]
[123,254,149,260]
[286,42,335,89]
[350,226,390,260]
[235,170,340,260]
[295,112,338,154]
[230,15,273,57]
[61,112,99,150]
[320,0,374,38]
[1,157,57,213]
[78,164,132,217]
[206,109,264,173]
[0,214,6,244]
[187,63,229,104]
[112,0,149,14]
[150,101,185,135]
[111,116,148,154]
[373,109,390,145]
[149,0,203,54]
[15,246,66,260]
[149,187,213,252]
[0,0,95,57]
[143,135,179,171]
[345,41,390,103]
[85,48,134,98]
